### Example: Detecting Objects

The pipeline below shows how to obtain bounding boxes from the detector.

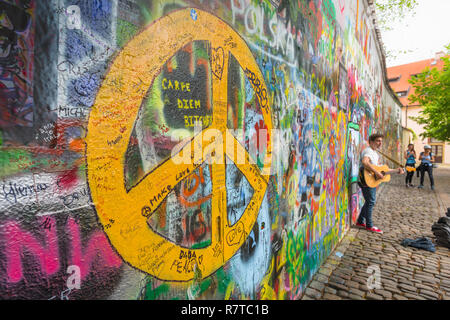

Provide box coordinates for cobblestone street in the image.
[302,166,450,300]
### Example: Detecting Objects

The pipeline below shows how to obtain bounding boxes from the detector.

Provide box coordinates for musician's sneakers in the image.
[366,226,383,234]
[418,185,424,189]
[431,186,435,190]
[355,222,366,229]
[409,184,414,187]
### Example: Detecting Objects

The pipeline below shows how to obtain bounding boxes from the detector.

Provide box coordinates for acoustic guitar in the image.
[360,149,410,187]
[363,165,402,188]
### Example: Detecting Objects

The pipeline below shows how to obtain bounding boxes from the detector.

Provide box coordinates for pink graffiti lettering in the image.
[4,218,60,283]
[3,217,122,283]
[66,218,122,280]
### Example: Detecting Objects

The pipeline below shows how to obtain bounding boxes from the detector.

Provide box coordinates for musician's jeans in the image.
[357,186,377,228]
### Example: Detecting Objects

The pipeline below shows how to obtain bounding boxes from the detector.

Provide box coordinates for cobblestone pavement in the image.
[302,166,450,300]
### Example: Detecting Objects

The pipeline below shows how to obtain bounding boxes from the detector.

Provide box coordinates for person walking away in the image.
[404,144,416,187]
[418,145,435,190]
[356,134,404,234]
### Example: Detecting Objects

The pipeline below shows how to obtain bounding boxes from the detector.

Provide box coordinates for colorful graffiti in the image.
[0,0,402,300]
[0,0,35,143]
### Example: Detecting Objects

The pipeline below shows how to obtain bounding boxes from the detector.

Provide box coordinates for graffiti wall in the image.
[0,0,402,299]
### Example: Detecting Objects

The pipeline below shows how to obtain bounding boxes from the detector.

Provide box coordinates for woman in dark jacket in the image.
[418,145,435,190]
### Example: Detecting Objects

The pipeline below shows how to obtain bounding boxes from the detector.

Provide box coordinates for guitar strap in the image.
[358,166,368,188]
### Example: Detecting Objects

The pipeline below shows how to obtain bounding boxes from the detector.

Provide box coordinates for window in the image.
[431,145,443,163]
[396,91,408,97]
[388,76,401,82]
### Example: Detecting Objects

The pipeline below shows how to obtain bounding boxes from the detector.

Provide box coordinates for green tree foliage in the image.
[374,0,418,31]
[374,0,418,61]
[408,45,450,141]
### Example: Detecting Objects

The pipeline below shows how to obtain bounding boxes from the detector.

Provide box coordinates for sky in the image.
[379,0,450,67]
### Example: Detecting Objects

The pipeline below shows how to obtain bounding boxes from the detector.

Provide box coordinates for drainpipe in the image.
[405,104,408,128]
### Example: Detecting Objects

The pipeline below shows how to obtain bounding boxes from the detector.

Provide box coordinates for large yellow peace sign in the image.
[86,8,273,281]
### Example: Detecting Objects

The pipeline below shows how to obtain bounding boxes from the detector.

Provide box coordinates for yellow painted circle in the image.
[86,8,273,281]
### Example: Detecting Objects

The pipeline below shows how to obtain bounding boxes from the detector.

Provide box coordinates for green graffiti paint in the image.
[144,282,172,300]
[116,19,138,48]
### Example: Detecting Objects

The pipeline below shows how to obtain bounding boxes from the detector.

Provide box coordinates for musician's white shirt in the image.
[361,146,380,166]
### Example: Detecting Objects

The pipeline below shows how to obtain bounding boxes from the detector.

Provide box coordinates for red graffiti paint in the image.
[57,167,78,190]
[179,166,212,207]
[30,120,86,156]
[310,1,323,50]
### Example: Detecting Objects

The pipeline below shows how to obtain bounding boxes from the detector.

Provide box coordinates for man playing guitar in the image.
[356,134,404,234]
